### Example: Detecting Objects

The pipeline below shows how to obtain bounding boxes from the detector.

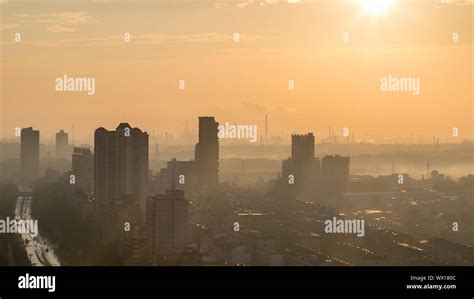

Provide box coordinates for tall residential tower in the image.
[94,123,149,243]
[194,117,219,189]
[55,129,69,159]
[21,127,40,181]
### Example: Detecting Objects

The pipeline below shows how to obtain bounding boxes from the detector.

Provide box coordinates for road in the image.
[15,187,61,266]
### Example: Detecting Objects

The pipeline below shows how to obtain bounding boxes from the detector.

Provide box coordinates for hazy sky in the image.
[1,0,472,143]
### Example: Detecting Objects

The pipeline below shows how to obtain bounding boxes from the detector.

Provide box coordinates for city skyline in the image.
[1,121,472,146]
[1,3,474,298]
[0,112,472,271]
[0,0,473,285]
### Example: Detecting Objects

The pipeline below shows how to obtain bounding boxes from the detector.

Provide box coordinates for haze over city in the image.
[0,0,473,276]
[1,0,472,142]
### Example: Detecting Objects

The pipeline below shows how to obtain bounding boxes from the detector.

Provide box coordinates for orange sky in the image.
[1,0,472,143]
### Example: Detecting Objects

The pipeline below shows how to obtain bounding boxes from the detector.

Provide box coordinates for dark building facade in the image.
[281,133,350,203]
[195,116,219,189]
[321,154,350,193]
[94,123,149,245]
[55,129,69,160]
[154,158,197,194]
[282,133,320,197]
[21,127,40,181]
[154,116,219,194]
[72,147,93,193]
[146,188,188,264]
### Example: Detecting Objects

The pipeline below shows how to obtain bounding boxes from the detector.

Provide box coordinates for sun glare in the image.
[358,0,396,14]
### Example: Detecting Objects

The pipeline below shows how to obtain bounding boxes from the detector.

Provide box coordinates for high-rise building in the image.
[55,129,69,160]
[291,133,315,163]
[72,147,94,193]
[282,133,320,194]
[194,116,219,189]
[154,158,197,195]
[321,155,350,190]
[20,127,40,181]
[94,123,149,243]
[153,116,219,194]
[146,188,188,264]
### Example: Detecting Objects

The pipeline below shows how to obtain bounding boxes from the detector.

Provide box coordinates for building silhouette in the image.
[280,133,350,203]
[154,158,197,194]
[195,116,219,189]
[20,127,40,181]
[72,147,93,193]
[321,154,350,192]
[55,129,69,160]
[282,133,320,196]
[154,116,219,194]
[146,186,188,264]
[94,123,149,244]
[291,133,315,162]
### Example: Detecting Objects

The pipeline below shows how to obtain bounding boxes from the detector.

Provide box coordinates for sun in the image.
[358,0,396,14]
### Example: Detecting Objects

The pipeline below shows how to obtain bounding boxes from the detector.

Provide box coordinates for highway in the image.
[15,186,61,266]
